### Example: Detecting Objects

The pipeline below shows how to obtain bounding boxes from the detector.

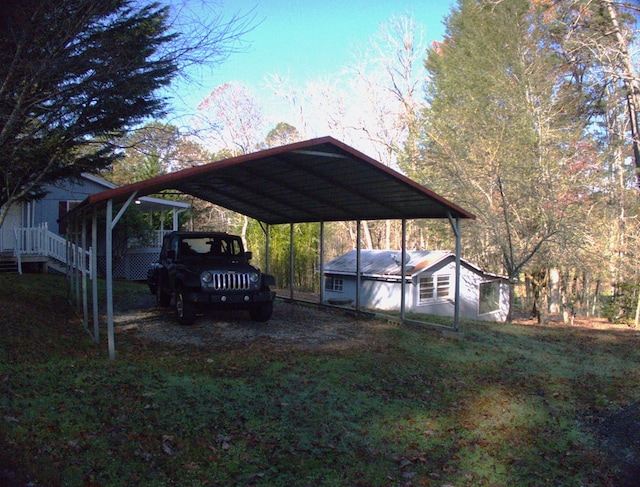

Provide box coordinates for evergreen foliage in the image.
[0,0,178,226]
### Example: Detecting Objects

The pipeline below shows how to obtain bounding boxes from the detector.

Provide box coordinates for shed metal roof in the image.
[325,250,509,281]
[324,249,449,279]
[71,136,474,224]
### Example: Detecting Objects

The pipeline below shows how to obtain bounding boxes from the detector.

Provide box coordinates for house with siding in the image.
[0,173,188,278]
[323,249,510,322]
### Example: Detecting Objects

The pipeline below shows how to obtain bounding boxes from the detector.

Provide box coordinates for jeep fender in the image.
[262,274,275,287]
[174,268,200,289]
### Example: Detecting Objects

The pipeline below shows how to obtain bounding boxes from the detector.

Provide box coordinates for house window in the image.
[325,275,344,292]
[58,200,81,235]
[419,274,451,303]
[479,280,501,315]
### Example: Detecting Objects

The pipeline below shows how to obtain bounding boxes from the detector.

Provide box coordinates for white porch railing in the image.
[12,223,92,275]
[155,229,173,247]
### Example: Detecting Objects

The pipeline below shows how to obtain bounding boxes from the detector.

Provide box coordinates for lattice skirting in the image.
[97,248,160,281]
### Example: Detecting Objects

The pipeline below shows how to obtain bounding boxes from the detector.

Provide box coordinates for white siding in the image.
[0,203,23,251]
[324,257,509,322]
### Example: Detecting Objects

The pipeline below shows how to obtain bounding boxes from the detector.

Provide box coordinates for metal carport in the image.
[63,136,475,359]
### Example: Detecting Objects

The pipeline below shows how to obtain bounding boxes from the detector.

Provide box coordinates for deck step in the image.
[0,256,19,274]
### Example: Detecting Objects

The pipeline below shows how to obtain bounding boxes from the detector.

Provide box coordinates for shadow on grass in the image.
[1,274,639,486]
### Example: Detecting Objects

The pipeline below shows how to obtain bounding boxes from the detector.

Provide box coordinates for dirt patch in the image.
[114,294,395,351]
[512,312,635,330]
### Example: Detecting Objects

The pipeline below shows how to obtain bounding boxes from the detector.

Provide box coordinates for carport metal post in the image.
[81,210,88,330]
[105,191,138,360]
[265,223,270,275]
[105,199,114,359]
[74,215,81,308]
[91,207,99,343]
[257,221,271,275]
[401,219,407,321]
[448,213,461,332]
[356,220,361,312]
[70,216,76,306]
[64,224,70,298]
[76,216,81,308]
[66,219,74,305]
[289,223,295,301]
[74,216,81,307]
[319,221,325,305]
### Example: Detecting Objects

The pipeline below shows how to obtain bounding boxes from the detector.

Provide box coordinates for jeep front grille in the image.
[207,272,251,291]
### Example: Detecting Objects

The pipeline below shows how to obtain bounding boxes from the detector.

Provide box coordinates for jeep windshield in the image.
[177,236,243,260]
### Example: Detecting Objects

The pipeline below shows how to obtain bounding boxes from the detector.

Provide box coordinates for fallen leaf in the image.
[162,435,179,455]
[216,434,232,450]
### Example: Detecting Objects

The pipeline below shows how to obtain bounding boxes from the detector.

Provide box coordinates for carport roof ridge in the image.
[71,136,475,225]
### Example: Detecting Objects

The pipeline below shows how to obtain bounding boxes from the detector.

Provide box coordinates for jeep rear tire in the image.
[175,291,196,326]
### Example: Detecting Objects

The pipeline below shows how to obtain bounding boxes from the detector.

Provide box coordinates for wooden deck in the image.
[1,251,51,274]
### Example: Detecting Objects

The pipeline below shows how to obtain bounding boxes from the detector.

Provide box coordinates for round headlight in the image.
[201,271,213,283]
[249,272,259,283]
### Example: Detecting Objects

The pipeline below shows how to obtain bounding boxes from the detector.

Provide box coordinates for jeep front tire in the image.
[250,300,273,322]
[175,290,196,326]
[156,282,171,307]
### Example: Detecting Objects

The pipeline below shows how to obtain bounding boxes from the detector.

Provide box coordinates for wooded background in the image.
[2,0,639,323]
[108,0,640,323]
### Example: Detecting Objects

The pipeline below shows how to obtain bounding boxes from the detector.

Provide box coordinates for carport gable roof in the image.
[74,136,475,224]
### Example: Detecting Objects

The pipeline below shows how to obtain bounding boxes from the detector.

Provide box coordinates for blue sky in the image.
[169,0,455,123]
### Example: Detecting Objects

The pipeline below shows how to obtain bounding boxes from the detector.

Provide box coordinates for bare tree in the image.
[196,82,266,156]
[557,0,639,179]
[266,15,429,250]
[603,0,640,179]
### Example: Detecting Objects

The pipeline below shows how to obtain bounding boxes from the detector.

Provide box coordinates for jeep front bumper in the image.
[183,290,275,305]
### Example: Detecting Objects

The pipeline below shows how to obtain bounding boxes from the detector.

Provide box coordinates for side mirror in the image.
[167,250,176,260]
[245,251,253,261]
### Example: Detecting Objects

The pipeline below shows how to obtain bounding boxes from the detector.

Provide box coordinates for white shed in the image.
[323,250,510,322]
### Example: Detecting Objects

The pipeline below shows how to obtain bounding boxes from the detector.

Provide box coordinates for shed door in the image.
[1,203,23,251]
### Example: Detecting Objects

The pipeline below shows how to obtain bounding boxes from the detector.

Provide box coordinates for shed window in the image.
[325,276,343,292]
[419,274,451,303]
[479,280,501,315]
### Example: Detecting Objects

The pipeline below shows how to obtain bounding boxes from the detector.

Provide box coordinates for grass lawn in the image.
[1,273,640,486]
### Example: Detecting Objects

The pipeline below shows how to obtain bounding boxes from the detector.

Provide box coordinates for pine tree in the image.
[0,0,253,228]
[413,0,590,321]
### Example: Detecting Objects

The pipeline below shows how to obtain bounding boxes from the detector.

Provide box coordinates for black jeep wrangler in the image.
[147,231,276,325]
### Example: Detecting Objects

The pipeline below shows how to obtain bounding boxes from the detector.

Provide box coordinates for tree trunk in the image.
[634,288,640,329]
[549,268,561,314]
[506,279,516,323]
[0,202,11,230]
[604,0,640,183]
[361,220,373,249]
[592,279,601,317]
[530,269,549,325]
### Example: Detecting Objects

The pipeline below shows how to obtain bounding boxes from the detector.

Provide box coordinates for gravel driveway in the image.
[114,294,393,351]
